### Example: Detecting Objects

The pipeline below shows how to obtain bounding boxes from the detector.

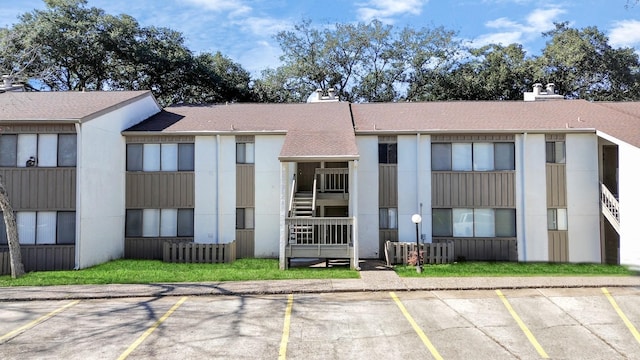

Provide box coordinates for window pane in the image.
[431,143,451,170]
[378,144,388,164]
[473,143,494,171]
[546,142,555,163]
[57,212,76,244]
[557,208,568,230]
[0,212,7,244]
[236,208,245,229]
[125,210,142,237]
[245,208,255,229]
[555,142,566,164]
[495,143,515,170]
[452,208,473,237]
[58,134,77,167]
[452,143,472,171]
[142,209,160,236]
[236,143,245,164]
[17,134,37,168]
[16,212,36,244]
[143,144,160,171]
[38,134,58,167]
[495,209,516,237]
[547,209,557,230]
[387,143,397,164]
[379,208,388,229]
[161,144,178,171]
[432,209,452,237]
[474,209,495,237]
[388,208,397,229]
[178,143,195,171]
[127,144,143,171]
[160,208,177,236]
[177,209,194,237]
[36,211,57,244]
[0,135,17,167]
[245,143,255,164]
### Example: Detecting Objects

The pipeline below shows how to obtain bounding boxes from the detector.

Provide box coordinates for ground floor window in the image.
[547,208,568,230]
[125,208,194,237]
[432,208,516,237]
[0,211,75,245]
[379,208,398,229]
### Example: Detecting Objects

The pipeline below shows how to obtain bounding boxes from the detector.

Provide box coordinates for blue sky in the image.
[3,0,640,76]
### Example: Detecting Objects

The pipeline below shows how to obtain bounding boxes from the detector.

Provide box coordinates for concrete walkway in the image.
[1,260,639,301]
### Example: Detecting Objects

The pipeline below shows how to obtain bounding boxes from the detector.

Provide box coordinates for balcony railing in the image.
[286,217,353,245]
[315,168,348,193]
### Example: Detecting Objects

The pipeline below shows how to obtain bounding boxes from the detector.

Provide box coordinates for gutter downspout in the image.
[74,123,82,269]
[216,134,221,244]
[521,132,527,261]
[416,133,422,238]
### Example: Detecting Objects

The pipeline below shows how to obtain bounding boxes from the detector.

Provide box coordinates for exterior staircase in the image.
[289,191,314,243]
[601,183,620,234]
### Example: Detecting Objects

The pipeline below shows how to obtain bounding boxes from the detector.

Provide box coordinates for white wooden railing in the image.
[315,168,348,193]
[288,175,296,217]
[286,217,353,245]
[600,183,620,233]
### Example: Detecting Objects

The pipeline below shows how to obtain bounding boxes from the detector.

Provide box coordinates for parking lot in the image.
[1,287,639,359]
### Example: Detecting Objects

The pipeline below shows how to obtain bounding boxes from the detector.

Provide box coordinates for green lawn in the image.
[395,261,636,277]
[0,259,358,287]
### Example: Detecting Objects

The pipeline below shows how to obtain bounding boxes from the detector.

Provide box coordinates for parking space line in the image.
[117,296,188,360]
[496,290,549,358]
[0,300,80,343]
[602,287,640,345]
[390,292,443,360]
[278,294,294,360]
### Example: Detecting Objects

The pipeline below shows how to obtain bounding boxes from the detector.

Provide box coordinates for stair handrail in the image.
[311,174,318,216]
[600,183,620,231]
[288,175,296,217]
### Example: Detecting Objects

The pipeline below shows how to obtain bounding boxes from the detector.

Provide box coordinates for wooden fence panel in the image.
[384,241,455,266]
[433,238,517,261]
[163,241,236,263]
[125,238,193,260]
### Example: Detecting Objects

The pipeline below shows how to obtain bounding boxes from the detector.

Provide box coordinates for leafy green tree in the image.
[536,22,640,100]
[1,0,252,106]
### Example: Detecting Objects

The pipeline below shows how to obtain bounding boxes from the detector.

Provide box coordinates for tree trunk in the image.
[0,178,24,278]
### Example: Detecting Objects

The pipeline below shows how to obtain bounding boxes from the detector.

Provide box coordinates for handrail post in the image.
[312,174,317,217]
[288,174,296,217]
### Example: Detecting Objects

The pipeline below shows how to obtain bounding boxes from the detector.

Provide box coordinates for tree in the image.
[536,22,640,100]
[1,0,252,106]
[0,178,24,278]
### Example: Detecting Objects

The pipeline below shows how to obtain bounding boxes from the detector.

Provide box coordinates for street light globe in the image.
[411,213,422,224]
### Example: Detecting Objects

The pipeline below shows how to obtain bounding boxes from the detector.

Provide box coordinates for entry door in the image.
[297,162,319,192]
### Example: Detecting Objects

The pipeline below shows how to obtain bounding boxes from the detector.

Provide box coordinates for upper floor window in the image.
[236,142,255,164]
[547,208,568,230]
[236,208,255,229]
[0,134,77,167]
[546,141,565,163]
[378,143,397,164]
[127,143,194,171]
[432,142,514,171]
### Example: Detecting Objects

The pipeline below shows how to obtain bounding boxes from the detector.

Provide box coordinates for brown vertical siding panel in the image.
[126,173,195,208]
[236,165,255,207]
[546,164,567,207]
[0,169,76,211]
[235,230,255,258]
[433,238,516,261]
[548,231,568,262]
[125,238,193,260]
[378,165,397,207]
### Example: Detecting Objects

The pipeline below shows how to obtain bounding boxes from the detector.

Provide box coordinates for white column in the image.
[350,159,359,270]
[279,161,288,269]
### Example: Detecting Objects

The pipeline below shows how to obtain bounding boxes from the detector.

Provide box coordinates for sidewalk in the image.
[1,261,639,301]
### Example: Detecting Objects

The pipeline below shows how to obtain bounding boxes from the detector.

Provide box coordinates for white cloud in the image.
[356,0,428,23]
[232,17,292,37]
[183,0,252,17]
[473,5,566,46]
[609,20,640,48]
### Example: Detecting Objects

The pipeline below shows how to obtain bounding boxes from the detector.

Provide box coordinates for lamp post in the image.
[411,214,422,274]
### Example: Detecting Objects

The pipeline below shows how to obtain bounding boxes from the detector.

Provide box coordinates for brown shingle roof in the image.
[127,102,359,160]
[351,100,640,147]
[0,90,153,122]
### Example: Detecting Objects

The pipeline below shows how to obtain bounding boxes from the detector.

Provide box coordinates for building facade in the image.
[1,89,638,273]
